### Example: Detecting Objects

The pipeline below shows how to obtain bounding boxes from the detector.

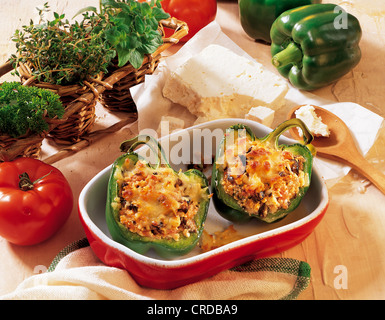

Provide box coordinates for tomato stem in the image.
[19,173,34,191]
[18,171,52,191]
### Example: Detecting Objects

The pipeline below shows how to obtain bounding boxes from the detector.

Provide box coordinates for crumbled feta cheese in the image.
[295,105,330,137]
[245,106,275,127]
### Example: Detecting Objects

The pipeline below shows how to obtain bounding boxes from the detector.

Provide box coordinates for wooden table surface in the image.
[1,0,385,299]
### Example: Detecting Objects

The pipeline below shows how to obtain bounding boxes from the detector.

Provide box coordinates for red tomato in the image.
[161,0,217,41]
[0,158,73,246]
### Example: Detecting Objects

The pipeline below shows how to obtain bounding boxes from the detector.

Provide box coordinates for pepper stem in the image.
[272,42,303,68]
[119,135,169,169]
[263,118,313,149]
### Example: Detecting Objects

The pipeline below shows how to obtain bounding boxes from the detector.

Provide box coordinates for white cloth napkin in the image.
[0,239,311,300]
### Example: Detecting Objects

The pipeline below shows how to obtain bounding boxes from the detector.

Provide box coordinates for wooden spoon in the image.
[288,105,385,195]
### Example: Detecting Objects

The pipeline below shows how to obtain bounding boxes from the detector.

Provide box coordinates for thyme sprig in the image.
[0,82,64,138]
[10,2,115,85]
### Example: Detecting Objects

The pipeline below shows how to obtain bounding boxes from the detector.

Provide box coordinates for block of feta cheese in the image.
[295,105,330,137]
[245,106,275,127]
[162,44,288,122]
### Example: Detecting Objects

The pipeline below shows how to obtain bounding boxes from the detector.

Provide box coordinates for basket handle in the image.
[152,17,189,58]
[0,61,13,79]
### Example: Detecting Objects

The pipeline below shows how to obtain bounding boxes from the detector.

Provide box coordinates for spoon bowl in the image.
[288,106,352,157]
[288,105,385,195]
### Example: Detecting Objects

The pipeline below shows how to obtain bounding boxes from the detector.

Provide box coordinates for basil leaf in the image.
[117,47,143,69]
[152,7,170,21]
[135,16,145,34]
[105,28,120,46]
[128,49,144,69]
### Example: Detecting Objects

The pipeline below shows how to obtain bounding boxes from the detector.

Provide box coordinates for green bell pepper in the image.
[106,135,210,258]
[238,0,321,43]
[212,119,313,223]
[271,3,362,90]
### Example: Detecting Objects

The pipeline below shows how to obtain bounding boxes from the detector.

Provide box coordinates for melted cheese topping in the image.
[220,136,307,217]
[114,159,207,241]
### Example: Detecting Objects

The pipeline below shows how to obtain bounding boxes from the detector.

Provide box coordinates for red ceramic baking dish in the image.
[78,118,329,289]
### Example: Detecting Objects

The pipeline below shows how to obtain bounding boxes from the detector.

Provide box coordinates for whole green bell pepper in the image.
[212,119,313,223]
[238,0,321,43]
[105,135,210,258]
[270,3,362,90]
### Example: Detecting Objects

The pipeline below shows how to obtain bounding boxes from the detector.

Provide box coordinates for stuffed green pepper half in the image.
[106,135,210,258]
[212,119,314,223]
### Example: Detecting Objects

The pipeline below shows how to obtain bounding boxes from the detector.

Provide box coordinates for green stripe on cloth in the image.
[48,238,90,272]
[231,257,311,300]
[48,239,311,300]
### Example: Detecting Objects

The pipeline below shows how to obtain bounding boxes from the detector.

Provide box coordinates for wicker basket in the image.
[16,62,109,145]
[0,58,143,161]
[0,17,187,161]
[100,17,188,112]
[0,132,46,162]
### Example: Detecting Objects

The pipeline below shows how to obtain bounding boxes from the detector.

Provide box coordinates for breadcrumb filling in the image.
[115,159,206,241]
[221,137,307,217]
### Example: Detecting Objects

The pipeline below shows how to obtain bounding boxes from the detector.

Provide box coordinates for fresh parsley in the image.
[0,82,64,138]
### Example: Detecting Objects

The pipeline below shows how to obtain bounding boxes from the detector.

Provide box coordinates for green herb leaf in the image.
[127,49,144,69]
[134,16,145,34]
[152,7,170,21]
[72,6,98,19]
[116,47,131,67]
[12,0,172,83]
[105,28,120,46]
[0,82,64,137]
[91,0,169,68]
[10,6,115,85]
